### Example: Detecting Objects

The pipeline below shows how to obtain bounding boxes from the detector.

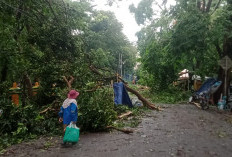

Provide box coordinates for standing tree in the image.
[130,0,232,98]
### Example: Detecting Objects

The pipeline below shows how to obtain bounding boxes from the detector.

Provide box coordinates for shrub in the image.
[78,88,117,131]
[0,87,118,151]
[0,96,62,151]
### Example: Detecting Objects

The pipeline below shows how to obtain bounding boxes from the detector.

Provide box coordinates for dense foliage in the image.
[1,0,232,152]
[0,0,137,151]
[78,89,117,131]
[131,0,232,92]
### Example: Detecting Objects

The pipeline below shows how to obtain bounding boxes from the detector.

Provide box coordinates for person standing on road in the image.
[58,90,79,133]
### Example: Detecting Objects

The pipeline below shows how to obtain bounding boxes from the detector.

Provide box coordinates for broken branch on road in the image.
[106,126,133,134]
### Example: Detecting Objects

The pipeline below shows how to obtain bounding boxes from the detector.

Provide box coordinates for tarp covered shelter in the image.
[113,82,133,107]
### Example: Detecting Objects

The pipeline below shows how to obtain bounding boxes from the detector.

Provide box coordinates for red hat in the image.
[68,90,79,99]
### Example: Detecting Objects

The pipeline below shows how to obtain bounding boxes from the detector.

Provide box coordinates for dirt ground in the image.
[2,104,232,157]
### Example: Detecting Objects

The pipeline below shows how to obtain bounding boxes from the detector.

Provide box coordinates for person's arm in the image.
[58,106,64,122]
[70,103,78,123]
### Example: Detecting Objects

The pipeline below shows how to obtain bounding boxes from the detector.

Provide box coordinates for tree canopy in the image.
[0,0,137,148]
[131,0,232,91]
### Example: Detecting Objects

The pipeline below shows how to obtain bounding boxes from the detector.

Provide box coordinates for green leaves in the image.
[135,0,231,90]
[85,10,136,73]
[78,89,117,131]
[0,0,140,152]
[129,0,154,25]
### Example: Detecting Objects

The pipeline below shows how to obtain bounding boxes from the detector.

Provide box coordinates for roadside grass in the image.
[150,90,191,104]
[138,86,191,104]
[128,84,191,104]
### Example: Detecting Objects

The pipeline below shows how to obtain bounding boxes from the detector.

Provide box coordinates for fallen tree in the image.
[124,83,161,111]
[89,65,161,111]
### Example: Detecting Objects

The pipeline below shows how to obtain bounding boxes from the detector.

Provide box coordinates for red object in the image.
[68,90,79,99]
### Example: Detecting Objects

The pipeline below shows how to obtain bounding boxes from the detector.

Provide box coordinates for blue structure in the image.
[195,78,217,95]
[113,82,133,108]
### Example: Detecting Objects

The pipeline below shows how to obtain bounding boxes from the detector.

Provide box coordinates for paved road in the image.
[3,104,232,157]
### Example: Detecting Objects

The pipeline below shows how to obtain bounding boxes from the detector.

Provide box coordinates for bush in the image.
[0,87,118,151]
[78,88,117,131]
[141,86,191,104]
[0,96,62,151]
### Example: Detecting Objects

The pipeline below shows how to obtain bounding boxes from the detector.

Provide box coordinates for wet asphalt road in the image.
[3,104,232,157]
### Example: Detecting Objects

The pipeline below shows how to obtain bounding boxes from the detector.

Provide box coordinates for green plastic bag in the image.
[63,123,80,143]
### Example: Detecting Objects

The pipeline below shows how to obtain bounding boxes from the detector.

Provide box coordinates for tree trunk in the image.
[214,1,232,103]
[205,0,212,12]
[23,72,33,98]
[214,68,224,104]
[202,0,206,11]
[124,84,160,111]
[0,60,8,83]
[196,0,201,9]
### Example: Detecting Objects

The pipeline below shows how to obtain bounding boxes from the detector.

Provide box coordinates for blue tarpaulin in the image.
[113,82,133,108]
[195,78,217,95]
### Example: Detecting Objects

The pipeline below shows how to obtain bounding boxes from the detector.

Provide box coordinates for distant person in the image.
[58,90,79,134]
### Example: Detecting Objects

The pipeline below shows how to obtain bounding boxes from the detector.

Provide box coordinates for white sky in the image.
[91,0,142,43]
[91,0,176,44]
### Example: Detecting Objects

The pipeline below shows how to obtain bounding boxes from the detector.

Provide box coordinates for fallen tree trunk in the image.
[88,65,161,111]
[106,126,133,134]
[124,84,161,111]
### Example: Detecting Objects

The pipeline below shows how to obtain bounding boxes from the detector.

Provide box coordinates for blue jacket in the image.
[58,103,78,125]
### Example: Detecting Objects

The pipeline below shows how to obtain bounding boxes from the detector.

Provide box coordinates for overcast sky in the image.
[91,0,176,43]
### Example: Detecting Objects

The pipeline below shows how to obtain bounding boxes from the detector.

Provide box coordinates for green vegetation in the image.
[0,97,61,151]
[1,0,232,153]
[78,89,117,131]
[131,0,232,92]
[142,88,191,104]
[0,0,136,151]
[129,84,191,104]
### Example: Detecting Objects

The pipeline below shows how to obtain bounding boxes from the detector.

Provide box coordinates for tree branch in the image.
[89,66,161,110]
[44,0,59,23]
[106,126,133,134]
[196,0,201,10]
[123,83,161,111]
[61,0,67,23]
[154,0,163,11]
[23,72,33,98]
[63,76,74,91]
[211,0,222,15]
[202,0,206,12]
[214,42,223,57]
[206,0,212,12]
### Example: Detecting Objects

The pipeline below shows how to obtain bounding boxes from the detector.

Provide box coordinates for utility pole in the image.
[118,53,123,77]
[120,53,122,77]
